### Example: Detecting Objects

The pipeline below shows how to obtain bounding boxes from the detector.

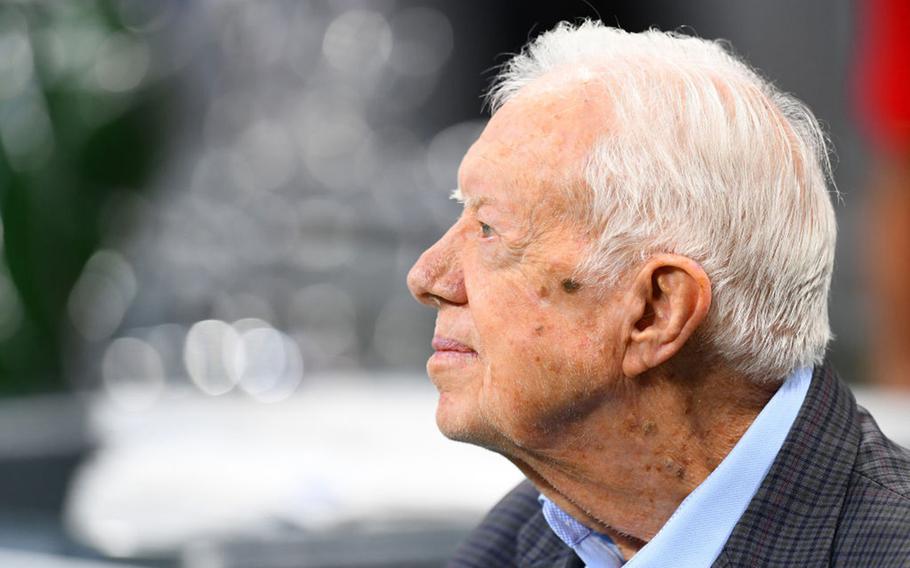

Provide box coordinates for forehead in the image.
[458,71,612,199]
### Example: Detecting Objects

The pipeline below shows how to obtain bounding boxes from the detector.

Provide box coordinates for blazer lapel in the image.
[712,364,861,567]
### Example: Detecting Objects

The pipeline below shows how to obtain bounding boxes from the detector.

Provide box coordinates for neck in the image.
[506,366,779,559]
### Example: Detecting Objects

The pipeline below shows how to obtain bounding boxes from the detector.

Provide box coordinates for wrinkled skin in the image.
[407,76,628,453]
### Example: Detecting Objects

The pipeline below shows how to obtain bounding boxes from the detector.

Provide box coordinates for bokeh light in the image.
[389,7,454,76]
[67,251,137,343]
[236,324,304,403]
[92,33,150,93]
[101,337,165,411]
[183,319,242,396]
[0,16,34,101]
[322,10,392,75]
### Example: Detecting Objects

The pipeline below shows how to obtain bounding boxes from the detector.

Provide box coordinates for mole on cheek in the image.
[534,325,545,335]
[537,286,549,298]
[561,278,581,294]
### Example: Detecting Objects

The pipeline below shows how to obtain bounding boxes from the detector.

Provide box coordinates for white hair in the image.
[488,21,837,383]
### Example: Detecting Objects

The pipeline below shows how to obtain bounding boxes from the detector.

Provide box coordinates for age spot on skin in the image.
[642,420,657,436]
[561,278,581,293]
[534,325,545,335]
[663,457,686,479]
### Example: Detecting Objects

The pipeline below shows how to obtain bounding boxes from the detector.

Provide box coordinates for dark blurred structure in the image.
[0,2,172,394]
[0,1,175,562]
[0,1,905,567]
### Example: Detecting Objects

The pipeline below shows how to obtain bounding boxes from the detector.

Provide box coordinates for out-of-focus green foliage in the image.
[0,1,170,394]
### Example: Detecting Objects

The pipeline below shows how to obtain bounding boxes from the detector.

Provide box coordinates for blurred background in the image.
[0,1,907,567]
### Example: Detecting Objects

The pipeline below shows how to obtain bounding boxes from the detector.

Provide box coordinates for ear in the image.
[622,255,712,377]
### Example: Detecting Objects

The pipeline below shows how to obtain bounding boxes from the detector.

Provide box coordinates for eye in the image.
[479,221,494,238]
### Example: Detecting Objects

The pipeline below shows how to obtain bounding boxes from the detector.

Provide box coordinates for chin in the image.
[435,391,515,454]
[434,391,477,439]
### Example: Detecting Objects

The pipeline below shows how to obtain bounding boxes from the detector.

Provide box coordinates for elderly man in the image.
[407,22,910,567]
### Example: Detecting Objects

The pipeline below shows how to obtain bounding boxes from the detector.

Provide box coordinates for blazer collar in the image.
[712,363,861,567]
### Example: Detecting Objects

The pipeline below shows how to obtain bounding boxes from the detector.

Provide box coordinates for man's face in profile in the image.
[407,79,629,453]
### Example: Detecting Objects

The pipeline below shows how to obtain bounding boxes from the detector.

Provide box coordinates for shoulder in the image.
[715,364,910,567]
[448,480,573,568]
[853,406,910,499]
[833,406,910,565]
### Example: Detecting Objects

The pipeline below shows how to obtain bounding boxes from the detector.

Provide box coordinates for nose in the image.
[407,224,467,308]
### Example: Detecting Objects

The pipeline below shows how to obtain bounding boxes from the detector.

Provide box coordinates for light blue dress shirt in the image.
[539,366,813,567]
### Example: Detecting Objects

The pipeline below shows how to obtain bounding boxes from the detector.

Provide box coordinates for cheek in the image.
[481,321,599,431]
[466,268,618,427]
[473,272,592,371]
[469,272,536,331]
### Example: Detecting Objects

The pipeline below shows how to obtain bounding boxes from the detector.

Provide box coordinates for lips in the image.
[432,336,477,354]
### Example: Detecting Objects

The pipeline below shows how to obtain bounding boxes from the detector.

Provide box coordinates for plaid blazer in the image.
[449,364,910,567]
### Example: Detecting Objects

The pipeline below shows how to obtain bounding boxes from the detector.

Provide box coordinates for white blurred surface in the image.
[0,548,144,568]
[66,374,523,557]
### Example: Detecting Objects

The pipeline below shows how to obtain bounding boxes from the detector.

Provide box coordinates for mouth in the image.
[432,336,477,354]
[429,336,478,364]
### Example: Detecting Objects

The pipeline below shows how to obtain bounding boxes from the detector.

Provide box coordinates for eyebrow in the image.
[449,188,493,211]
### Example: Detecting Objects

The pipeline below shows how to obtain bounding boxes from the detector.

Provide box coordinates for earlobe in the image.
[622,255,711,377]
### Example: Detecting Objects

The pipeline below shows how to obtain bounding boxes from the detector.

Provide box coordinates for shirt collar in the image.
[539,366,813,567]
